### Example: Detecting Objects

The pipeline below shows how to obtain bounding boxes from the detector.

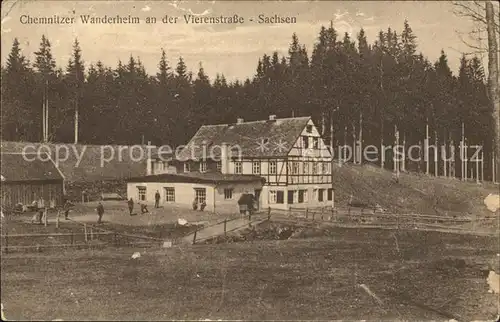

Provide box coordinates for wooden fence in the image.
[1,219,165,254]
[189,205,497,244]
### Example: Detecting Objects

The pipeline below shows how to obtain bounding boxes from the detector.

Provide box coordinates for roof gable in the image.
[177,117,311,159]
[1,153,64,182]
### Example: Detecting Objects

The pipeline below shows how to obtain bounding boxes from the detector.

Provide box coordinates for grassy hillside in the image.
[1,141,148,182]
[332,163,499,218]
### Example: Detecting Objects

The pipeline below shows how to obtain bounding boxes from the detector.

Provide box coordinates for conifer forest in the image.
[1,21,496,180]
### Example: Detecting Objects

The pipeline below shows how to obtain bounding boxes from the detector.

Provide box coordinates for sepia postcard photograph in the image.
[0,0,499,320]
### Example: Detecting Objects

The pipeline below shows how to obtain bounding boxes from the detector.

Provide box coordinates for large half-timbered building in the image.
[137,115,333,210]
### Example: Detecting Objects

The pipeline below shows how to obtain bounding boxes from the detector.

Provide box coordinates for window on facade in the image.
[200,161,207,173]
[306,125,313,133]
[216,161,222,171]
[327,188,333,201]
[318,189,325,202]
[269,190,277,204]
[302,136,309,149]
[137,187,146,201]
[184,163,190,173]
[292,162,300,174]
[303,162,309,174]
[269,161,277,174]
[276,191,284,204]
[312,163,318,174]
[313,137,319,149]
[252,161,261,174]
[234,161,242,174]
[224,188,233,200]
[194,188,206,203]
[322,162,329,174]
[298,190,306,203]
[164,187,175,202]
[313,189,318,201]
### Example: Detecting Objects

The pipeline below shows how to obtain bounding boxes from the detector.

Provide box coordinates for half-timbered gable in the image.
[175,115,334,209]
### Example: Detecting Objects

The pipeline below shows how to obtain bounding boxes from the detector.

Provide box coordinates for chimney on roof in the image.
[269,115,276,121]
[236,118,244,124]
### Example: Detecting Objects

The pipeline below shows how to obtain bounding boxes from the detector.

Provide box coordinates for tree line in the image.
[0,20,495,179]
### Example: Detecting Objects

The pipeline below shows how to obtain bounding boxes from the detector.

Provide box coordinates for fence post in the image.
[288,206,291,217]
[44,208,48,227]
[114,232,118,246]
[71,231,74,245]
[361,207,364,215]
[84,224,88,243]
[90,228,94,241]
[305,207,308,219]
[4,232,8,254]
[312,211,315,221]
[192,229,197,245]
[56,210,60,229]
[267,207,271,221]
[224,219,227,236]
[321,207,324,221]
[348,206,351,216]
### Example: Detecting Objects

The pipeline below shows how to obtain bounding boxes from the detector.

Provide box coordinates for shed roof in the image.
[1,153,64,182]
[177,116,311,160]
[127,172,265,185]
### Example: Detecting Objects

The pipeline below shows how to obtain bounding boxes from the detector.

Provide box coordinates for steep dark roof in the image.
[177,117,311,160]
[1,153,64,182]
[127,172,265,184]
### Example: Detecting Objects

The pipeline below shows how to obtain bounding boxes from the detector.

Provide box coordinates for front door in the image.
[287,190,294,204]
[254,189,261,211]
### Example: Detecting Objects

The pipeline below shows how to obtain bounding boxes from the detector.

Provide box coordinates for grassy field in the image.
[1,227,498,321]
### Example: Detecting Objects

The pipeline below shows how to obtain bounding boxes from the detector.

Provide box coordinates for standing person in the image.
[96,202,104,224]
[63,199,73,220]
[37,197,45,224]
[128,198,134,215]
[154,190,161,208]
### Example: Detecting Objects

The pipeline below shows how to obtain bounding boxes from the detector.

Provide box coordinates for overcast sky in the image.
[0,0,490,81]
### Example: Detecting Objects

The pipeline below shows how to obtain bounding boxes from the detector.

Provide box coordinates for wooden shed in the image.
[1,152,65,210]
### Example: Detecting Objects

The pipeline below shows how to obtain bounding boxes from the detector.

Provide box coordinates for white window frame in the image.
[252,161,261,174]
[269,190,277,204]
[184,163,190,173]
[313,137,319,149]
[138,187,146,201]
[224,188,233,200]
[312,163,318,175]
[234,161,242,174]
[292,162,300,174]
[269,161,277,174]
[194,188,206,203]
[164,187,175,202]
[200,161,207,173]
[216,161,222,171]
[318,188,325,202]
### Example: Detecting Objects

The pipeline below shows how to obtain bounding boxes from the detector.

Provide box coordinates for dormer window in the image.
[200,161,207,173]
[184,163,190,173]
[216,161,222,172]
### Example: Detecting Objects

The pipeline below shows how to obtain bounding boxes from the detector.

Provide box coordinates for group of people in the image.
[127,197,151,215]
[192,198,207,211]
